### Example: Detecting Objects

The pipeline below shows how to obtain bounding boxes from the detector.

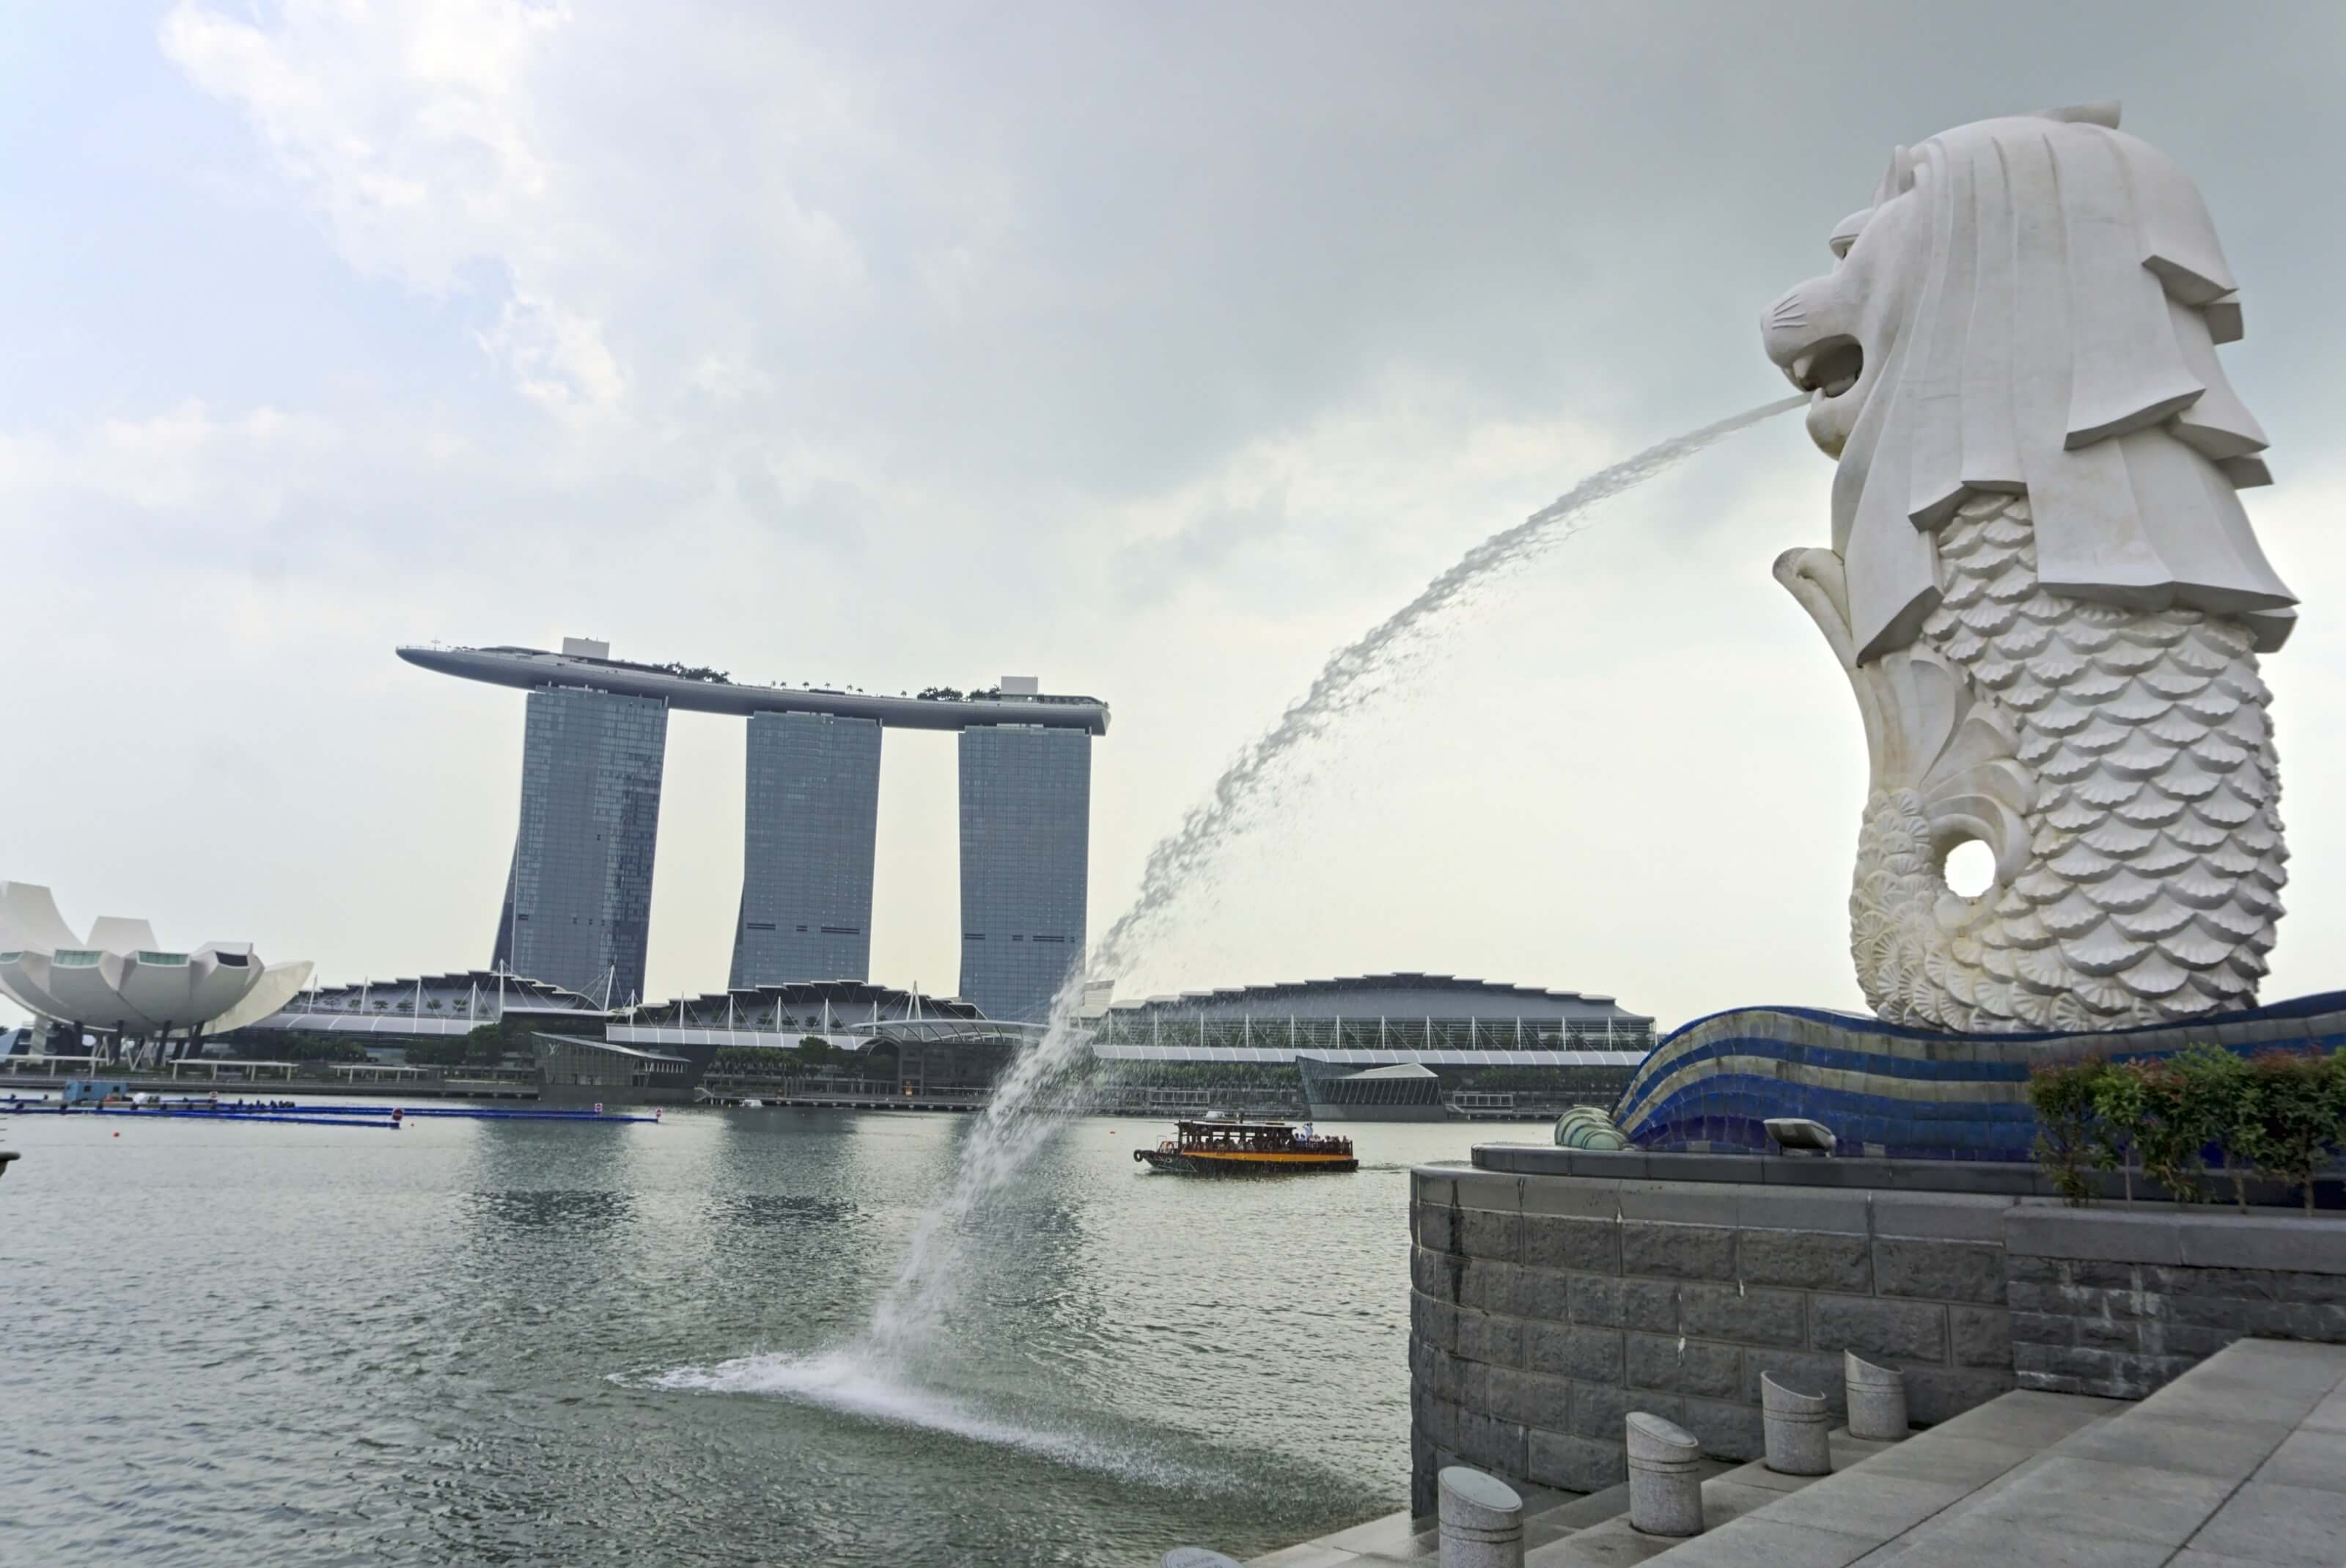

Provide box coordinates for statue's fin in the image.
[1773,547,1855,669]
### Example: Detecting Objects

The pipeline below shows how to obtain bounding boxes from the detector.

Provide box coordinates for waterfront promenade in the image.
[1246,1336,2346,1567]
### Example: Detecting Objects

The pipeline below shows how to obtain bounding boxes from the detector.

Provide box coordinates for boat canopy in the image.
[1173,1119,1349,1154]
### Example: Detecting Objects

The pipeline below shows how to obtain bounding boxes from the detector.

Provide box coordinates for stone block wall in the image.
[2004,1206,2346,1399]
[1408,1159,2346,1515]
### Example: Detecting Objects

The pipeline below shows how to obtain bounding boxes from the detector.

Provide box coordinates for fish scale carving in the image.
[1849,493,2285,1031]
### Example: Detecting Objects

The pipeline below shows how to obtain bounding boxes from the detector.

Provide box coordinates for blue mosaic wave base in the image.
[1615,991,2346,1162]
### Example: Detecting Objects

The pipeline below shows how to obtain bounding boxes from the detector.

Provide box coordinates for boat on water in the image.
[1133,1119,1358,1176]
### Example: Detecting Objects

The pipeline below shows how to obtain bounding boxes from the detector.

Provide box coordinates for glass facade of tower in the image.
[729,710,882,987]
[957,726,1091,1021]
[491,687,668,1004]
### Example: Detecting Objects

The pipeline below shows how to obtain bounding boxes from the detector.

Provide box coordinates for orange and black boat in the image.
[1133,1119,1358,1176]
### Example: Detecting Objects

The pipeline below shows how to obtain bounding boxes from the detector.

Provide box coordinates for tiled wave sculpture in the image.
[1614,991,2346,1161]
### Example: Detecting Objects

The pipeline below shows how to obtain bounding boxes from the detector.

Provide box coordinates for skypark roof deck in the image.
[397,644,1111,735]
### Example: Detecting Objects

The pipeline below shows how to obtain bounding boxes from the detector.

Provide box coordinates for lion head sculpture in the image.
[1761,102,2295,665]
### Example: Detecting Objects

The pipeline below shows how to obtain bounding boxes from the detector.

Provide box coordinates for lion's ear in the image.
[1872,146,1918,206]
[2039,101,2121,129]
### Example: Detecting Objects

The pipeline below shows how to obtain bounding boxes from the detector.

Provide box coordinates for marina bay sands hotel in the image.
[397,640,1108,1020]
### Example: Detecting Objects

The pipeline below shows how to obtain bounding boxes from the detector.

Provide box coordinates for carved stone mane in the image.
[1764,102,2295,667]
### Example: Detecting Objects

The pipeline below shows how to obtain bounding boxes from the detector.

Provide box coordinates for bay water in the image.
[1,1105,1491,1566]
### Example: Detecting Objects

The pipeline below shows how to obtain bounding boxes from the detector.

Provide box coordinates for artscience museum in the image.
[0,881,312,1058]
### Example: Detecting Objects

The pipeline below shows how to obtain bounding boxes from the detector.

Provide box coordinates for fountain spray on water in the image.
[652,394,1802,1450]
[860,394,1802,1358]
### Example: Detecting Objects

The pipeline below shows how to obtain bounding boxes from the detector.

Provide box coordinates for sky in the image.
[5,1,2345,1029]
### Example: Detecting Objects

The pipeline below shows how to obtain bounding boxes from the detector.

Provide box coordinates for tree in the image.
[2089,1060,2145,1202]
[460,1015,529,1064]
[2238,1049,2346,1215]
[714,1046,791,1078]
[271,1033,367,1064]
[2174,1045,2256,1210]
[2126,1057,2216,1207]
[2026,1058,2104,1207]
[404,1037,468,1067]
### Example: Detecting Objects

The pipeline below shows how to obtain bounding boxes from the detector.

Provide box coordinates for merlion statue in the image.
[1761,103,2294,1033]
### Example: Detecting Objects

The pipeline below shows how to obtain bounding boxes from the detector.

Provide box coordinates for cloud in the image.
[0,400,337,516]
[6,0,2345,1026]
[1117,488,1290,606]
[160,0,570,293]
[479,287,626,414]
[685,352,776,406]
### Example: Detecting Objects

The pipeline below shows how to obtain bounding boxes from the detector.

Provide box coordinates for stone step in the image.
[1243,1436,1877,1566]
[1238,1339,2346,1568]
[1531,1479,1632,1531]
[1521,1434,1897,1567]
[1241,1471,1638,1567]
[1619,1339,2346,1567]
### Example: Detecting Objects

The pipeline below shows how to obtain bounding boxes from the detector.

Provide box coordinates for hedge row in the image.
[2027,1045,2346,1212]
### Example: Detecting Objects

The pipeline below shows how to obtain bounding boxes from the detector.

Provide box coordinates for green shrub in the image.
[2027,1043,2345,1213]
[2174,1045,2257,1211]
[2128,1056,2216,1207]
[2088,1060,2146,1203]
[2028,1057,2107,1207]
[2236,1049,2346,1215]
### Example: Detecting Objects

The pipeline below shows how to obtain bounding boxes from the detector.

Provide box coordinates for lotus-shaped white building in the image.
[0,882,312,1045]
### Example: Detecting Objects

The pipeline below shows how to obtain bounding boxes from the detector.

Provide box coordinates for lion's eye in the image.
[1828,207,1872,262]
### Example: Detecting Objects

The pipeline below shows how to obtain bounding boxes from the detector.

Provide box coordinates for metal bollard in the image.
[1160,1551,1241,1568]
[1845,1352,1909,1441]
[1761,1372,1831,1476]
[1438,1465,1525,1568]
[1625,1412,1704,1536]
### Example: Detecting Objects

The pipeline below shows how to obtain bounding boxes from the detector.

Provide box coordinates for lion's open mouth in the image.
[1787,336,1864,399]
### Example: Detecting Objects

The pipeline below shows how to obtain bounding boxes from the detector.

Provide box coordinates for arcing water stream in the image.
[655,394,1803,1451]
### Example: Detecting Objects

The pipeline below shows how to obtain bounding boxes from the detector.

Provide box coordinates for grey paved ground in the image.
[1232,1339,2346,1568]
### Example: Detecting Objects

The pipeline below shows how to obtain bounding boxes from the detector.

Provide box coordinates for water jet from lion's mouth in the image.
[833,393,1811,1372]
[1788,336,1862,398]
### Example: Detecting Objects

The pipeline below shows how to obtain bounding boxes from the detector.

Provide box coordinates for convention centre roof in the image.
[244,970,607,1037]
[1103,973,1652,1023]
[633,980,986,1026]
[608,980,1004,1052]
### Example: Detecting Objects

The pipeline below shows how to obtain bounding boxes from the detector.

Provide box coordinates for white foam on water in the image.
[642,1350,1228,1489]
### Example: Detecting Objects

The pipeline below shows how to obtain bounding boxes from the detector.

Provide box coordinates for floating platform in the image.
[0,1100,661,1127]
[1614,990,2346,1160]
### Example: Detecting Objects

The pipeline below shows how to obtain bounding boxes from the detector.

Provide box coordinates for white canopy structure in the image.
[0,882,312,1038]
